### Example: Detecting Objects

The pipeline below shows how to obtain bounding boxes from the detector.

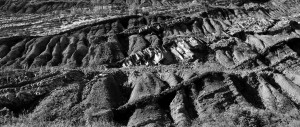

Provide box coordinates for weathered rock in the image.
[68,41,88,67]
[265,45,297,66]
[176,71,196,81]
[232,42,257,64]
[31,36,61,67]
[144,34,161,48]
[21,36,51,68]
[192,18,205,36]
[82,44,96,67]
[62,36,77,64]
[59,35,69,50]
[159,72,180,87]
[246,35,265,52]
[163,28,174,37]
[84,74,123,123]
[170,89,191,126]
[202,18,215,34]
[31,46,52,68]
[31,82,83,121]
[87,25,100,41]
[273,73,300,104]
[1,5,300,126]
[47,43,62,66]
[128,34,149,56]
[209,18,223,36]
[216,50,235,68]
[127,104,171,127]
[0,39,26,66]
[128,72,168,103]
[258,75,296,113]
[283,68,300,85]
[23,38,36,56]
[122,47,172,67]
[167,37,206,62]
[89,35,124,65]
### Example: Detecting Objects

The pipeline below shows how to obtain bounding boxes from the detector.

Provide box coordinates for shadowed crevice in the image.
[230,74,265,109]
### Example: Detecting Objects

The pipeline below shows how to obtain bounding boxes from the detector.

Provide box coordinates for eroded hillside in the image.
[1,0,300,126]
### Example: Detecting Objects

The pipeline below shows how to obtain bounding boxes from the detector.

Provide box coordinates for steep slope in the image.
[1,2,300,70]
[1,0,300,126]
[1,66,300,126]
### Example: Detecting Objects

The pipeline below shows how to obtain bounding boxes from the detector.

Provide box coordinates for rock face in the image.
[1,4,300,69]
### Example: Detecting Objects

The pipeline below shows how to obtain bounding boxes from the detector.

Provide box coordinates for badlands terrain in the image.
[1,0,300,126]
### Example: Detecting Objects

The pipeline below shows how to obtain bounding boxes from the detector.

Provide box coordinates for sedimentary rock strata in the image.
[2,5,300,70]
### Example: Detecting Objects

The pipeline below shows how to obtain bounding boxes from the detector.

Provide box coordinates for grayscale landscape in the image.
[1,0,300,126]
